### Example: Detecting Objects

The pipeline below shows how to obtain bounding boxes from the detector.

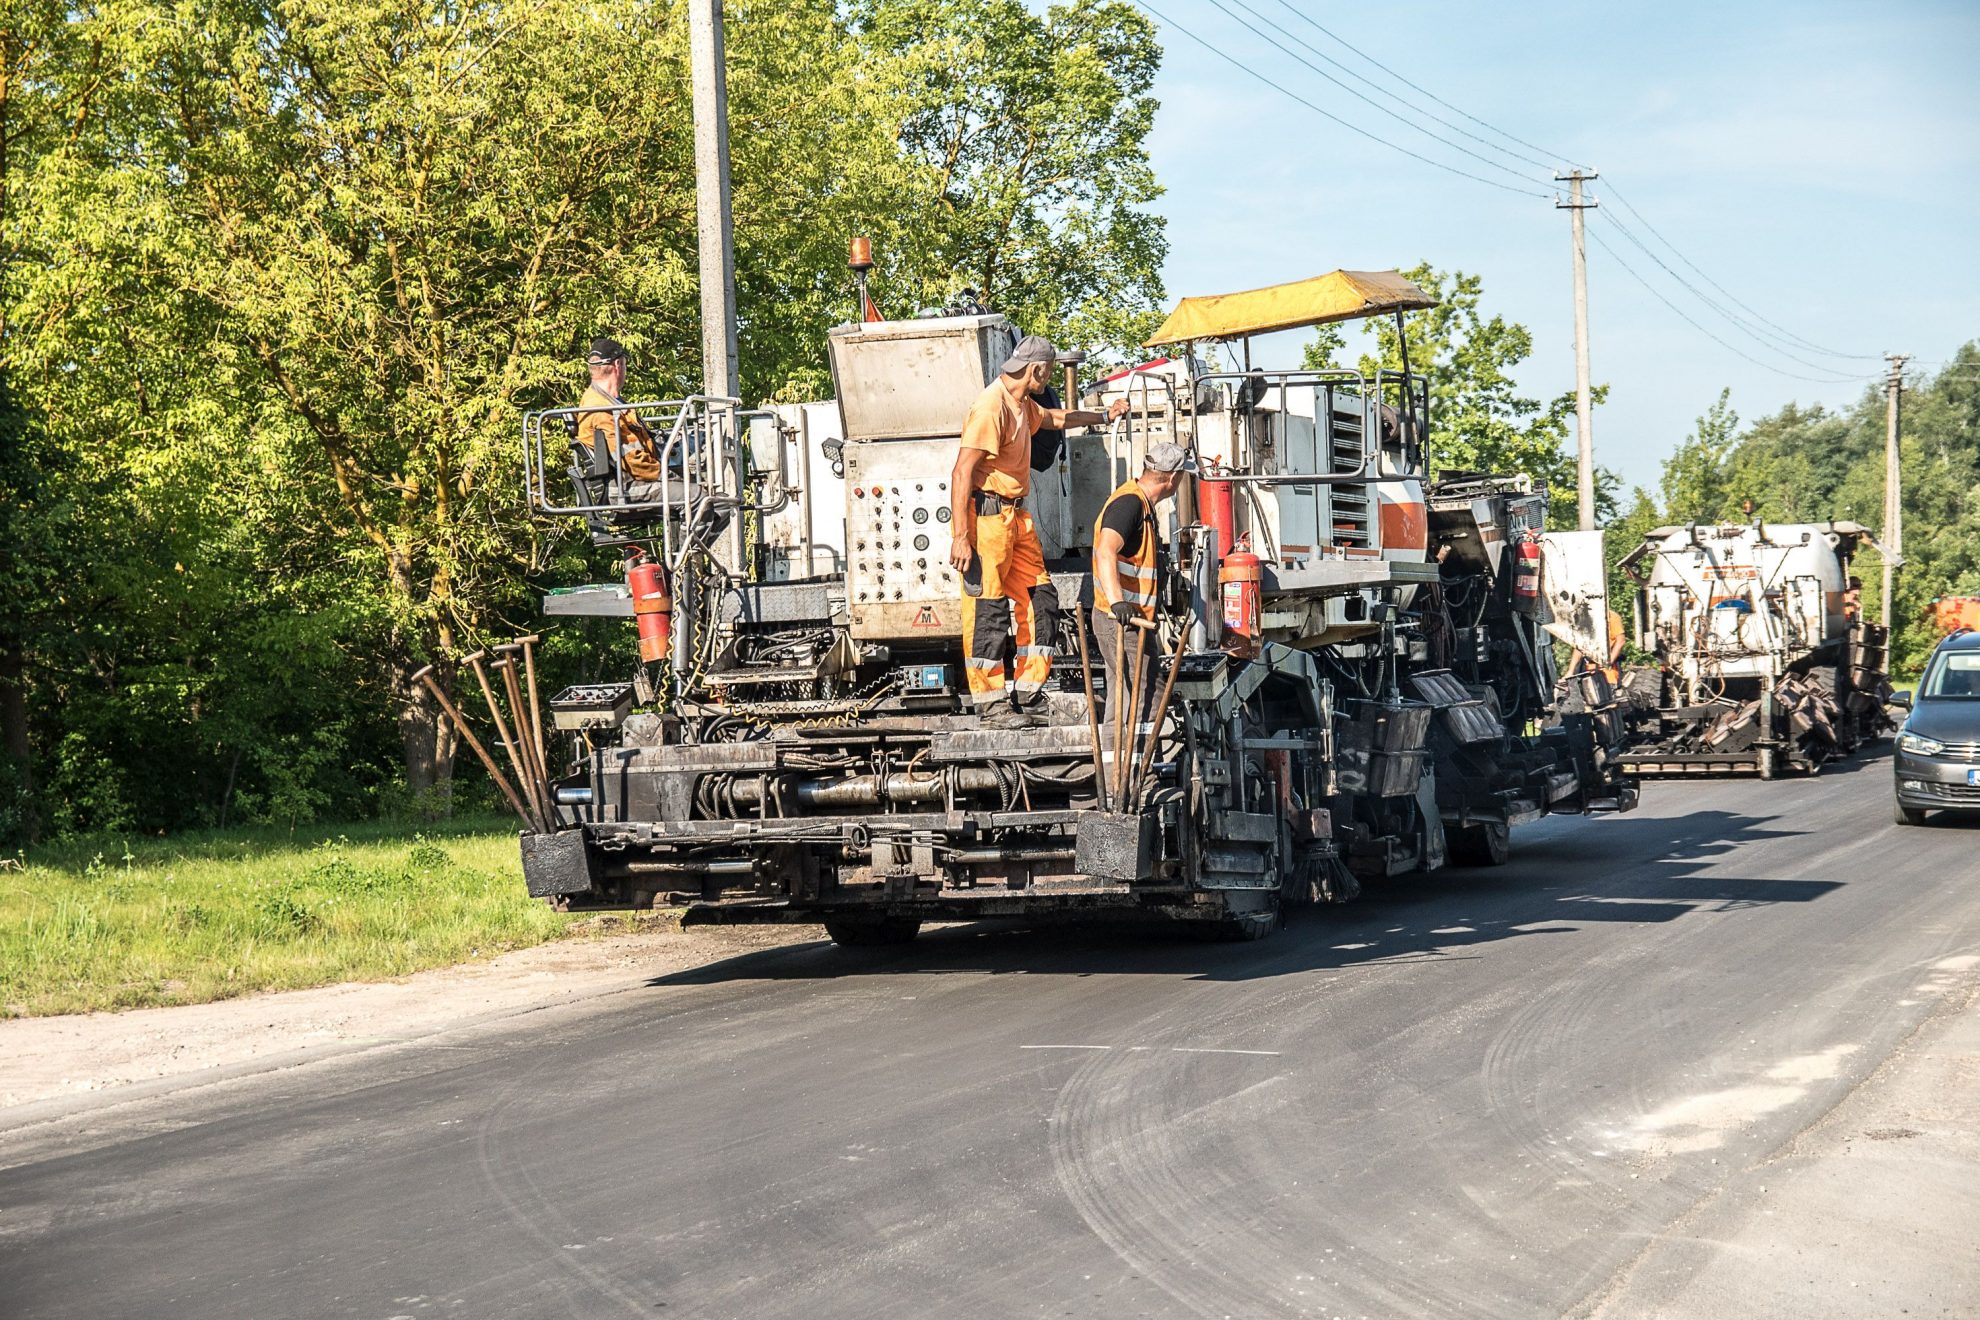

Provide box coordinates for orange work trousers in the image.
[962,505,1059,709]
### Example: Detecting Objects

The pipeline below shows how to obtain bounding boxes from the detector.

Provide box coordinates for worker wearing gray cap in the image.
[951,334,1128,728]
[1092,441,1194,766]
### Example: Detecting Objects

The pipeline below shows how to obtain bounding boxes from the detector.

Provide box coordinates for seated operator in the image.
[573,337,666,503]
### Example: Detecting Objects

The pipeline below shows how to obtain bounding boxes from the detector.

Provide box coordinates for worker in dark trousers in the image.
[950,335,1127,728]
[1091,442,1193,771]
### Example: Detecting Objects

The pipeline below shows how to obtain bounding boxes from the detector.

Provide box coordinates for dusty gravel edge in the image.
[0,917,826,1126]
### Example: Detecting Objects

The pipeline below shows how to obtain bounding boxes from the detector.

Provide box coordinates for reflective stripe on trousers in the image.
[961,506,1059,706]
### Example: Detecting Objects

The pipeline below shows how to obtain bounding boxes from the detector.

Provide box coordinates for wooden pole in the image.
[1130,605,1193,803]
[495,653,553,827]
[465,650,545,831]
[1118,623,1149,806]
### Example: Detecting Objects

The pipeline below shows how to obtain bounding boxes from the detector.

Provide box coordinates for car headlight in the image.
[1898,731,1947,756]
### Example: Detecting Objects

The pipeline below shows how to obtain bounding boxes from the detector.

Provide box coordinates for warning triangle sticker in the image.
[911,605,941,628]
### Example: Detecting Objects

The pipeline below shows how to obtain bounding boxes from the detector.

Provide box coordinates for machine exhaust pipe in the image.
[724,768,1003,809]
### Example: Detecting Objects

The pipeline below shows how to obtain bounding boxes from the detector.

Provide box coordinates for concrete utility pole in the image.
[1556,170,1599,531]
[1882,352,1911,626]
[688,0,739,400]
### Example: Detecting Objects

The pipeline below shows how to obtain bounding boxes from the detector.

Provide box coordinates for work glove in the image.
[1108,600,1137,627]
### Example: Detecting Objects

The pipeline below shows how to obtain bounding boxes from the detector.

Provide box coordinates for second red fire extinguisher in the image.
[1512,532,1543,612]
[1220,538,1263,657]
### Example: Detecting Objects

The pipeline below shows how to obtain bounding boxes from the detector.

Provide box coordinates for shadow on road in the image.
[647,805,1852,988]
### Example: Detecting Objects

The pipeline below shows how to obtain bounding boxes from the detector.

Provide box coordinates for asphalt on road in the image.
[3,752,1976,1319]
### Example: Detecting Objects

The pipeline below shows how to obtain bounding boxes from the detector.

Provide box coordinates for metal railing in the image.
[523,395,750,573]
[1187,369,1378,486]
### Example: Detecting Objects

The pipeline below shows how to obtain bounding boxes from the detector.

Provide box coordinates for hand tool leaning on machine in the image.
[411,633,556,832]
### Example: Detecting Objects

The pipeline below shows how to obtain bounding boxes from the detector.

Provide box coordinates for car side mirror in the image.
[1887,690,1912,709]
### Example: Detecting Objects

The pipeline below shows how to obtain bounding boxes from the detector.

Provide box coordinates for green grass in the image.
[0,816,582,1018]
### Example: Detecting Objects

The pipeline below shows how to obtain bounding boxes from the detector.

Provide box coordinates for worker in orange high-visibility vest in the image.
[1091,441,1194,765]
[950,335,1128,728]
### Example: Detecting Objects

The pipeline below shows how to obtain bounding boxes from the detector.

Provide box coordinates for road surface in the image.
[3,754,1976,1318]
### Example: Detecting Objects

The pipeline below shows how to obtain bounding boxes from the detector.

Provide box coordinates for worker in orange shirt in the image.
[949,335,1127,728]
[573,337,665,502]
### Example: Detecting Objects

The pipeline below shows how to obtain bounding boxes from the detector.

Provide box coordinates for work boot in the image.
[978,707,1044,730]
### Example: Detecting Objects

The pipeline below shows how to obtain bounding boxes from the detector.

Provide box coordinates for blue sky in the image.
[1132,0,1980,498]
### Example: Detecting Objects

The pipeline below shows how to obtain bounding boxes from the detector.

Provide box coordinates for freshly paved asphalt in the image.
[4,752,1977,1319]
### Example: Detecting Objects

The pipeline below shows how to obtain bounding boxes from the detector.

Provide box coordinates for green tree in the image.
[2,0,1173,836]
[1657,388,1739,522]
[855,0,1167,362]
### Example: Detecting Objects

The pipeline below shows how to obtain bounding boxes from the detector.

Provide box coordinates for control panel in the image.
[844,441,961,641]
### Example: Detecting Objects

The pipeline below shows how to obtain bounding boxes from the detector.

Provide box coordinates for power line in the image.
[1127,0,1551,199]
[1599,211,1869,377]
[1269,0,1591,173]
[1587,227,1876,387]
[1146,2,1890,383]
[1604,184,1879,361]
[1199,0,1546,189]
[1215,0,1556,178]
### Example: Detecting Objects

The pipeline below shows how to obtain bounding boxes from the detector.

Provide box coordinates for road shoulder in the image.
[1583,956,1980,1318]
[0,918,821,1125]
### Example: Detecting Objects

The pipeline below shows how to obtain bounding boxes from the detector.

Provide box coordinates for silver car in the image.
[1892,629,1980,825]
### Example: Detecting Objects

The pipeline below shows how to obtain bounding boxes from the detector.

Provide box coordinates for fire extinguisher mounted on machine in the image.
[1219,536,1263,658]
[1512,531,1543,616]
[626,549,672,664]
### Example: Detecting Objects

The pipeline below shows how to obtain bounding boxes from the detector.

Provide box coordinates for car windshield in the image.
[1921,651,1980,699]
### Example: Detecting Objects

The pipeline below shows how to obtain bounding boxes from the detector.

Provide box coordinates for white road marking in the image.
[1020,1044,1281,1056]
[1171,1047,1282,1056]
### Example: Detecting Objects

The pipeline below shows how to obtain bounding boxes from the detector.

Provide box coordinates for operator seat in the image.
[564,416,736,550]
[564,415,668,544]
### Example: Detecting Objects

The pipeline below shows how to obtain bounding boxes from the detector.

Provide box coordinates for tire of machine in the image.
[1208,909,1279,942]
[1893,800,1928,827]
[1446,820,1512,867]
[823,915,923,947]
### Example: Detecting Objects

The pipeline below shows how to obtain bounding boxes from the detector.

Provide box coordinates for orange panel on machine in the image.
[1379,498,1427,551]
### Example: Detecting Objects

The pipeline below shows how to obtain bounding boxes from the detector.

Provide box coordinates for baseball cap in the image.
[1144,441,1198,474]
[586,337,628,366]
[999,334,1061,376]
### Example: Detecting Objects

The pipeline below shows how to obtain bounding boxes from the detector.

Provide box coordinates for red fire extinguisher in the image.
[1199,461,1235,561]
[1512,532,1543,611]
[627,553,672,663]
[1220,537,1263,658]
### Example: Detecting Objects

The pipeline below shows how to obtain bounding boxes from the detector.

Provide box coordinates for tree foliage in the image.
[1658,388,1739,523]
[0,0,1166,842]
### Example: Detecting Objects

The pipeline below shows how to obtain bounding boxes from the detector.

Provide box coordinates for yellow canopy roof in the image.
[1144,270,1438,346]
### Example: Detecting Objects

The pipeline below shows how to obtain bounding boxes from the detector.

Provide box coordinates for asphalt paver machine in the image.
[512,268,1636,943]
[1615,522,1892,777]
